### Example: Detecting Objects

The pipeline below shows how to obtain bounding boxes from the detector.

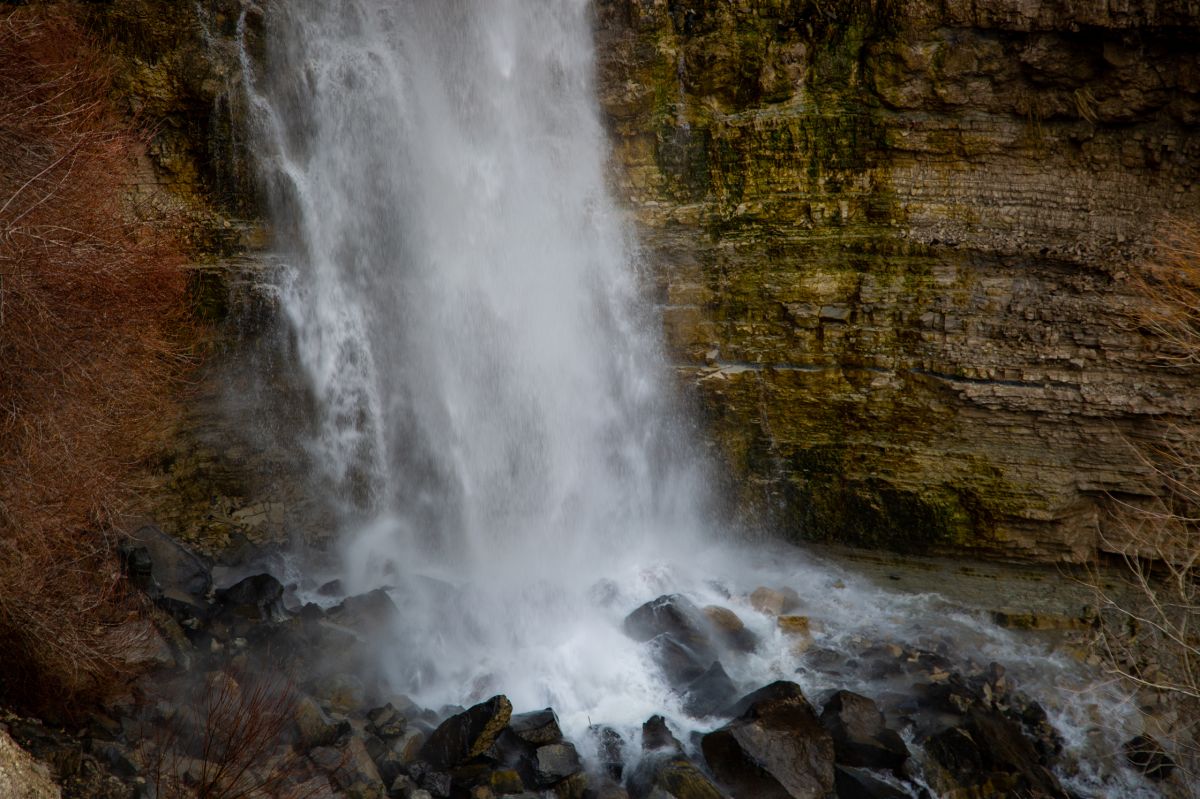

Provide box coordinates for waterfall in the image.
[246,0,713,727]
[242,3,1161,795]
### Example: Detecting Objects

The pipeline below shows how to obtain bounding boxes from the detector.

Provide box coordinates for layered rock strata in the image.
[595,0,1200,560]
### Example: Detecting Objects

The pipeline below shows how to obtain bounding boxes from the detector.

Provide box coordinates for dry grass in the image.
[0,4,192,715]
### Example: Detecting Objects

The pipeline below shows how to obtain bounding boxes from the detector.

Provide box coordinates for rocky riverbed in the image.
[2,528,1186,799]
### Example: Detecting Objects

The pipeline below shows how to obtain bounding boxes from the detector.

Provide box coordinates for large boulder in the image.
[819,691,908,772]
[682,661,739,718]
[509,709,563,746]
[624,595,714,657]
[130,523,212,601]
[418,695,512,771]
[701,682,835,799]
[215,573,288,622]
[924,710,1067,799]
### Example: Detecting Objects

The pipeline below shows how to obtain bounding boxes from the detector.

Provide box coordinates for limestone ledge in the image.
[597,0,1200,560]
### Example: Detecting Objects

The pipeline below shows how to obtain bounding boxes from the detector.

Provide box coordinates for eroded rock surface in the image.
[595,0,1200,561]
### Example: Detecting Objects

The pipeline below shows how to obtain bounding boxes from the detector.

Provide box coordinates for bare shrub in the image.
[141,670,330,799]
[1090,220,1200,789]
[0,4,192,714]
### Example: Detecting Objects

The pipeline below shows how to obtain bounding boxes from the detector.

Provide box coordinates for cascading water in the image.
[242,2,1166,796]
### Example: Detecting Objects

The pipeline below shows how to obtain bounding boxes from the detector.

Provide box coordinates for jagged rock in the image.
[419,695,513,770]
[534,742,582,785]
[701,681,835,799]
[624,595,715,654]
[627,752,724,799]
[924,710,1067,798]
[215,573,288,622]
[588,725,626,779]
[328,588,401,632]
[833,766,908,799]
[367,703,407,738]
[311,738,386,799]
[312,673,367,715]
[488,768,525,794]
[682,661,739,718]
[819,691,908,772]
[641,716,683,753]
[294,695,348,750]
[1124,735,1175,781]
[509,708,562,745]
[648,634,711,689]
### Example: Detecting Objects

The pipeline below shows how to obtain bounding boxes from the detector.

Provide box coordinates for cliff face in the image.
[595,0,1200,560]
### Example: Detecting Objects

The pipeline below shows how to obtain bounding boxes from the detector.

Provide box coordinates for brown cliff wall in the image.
[595,0,1200,560]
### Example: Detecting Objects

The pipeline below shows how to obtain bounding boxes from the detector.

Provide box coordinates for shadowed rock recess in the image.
[595,0,1200,561]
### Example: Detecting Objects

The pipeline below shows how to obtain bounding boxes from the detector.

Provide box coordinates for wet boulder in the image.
[294,695,350,750]
[819,691,908,772]
[533,742,582,786]
[749,587,800,616]
[508,708,563,746]
[328,588,402,633]
[419,695,513,771]
[701,681,835,799]
[924,709,1067,799]
[624,595,714,654]
[588,725,626,780]
[648,634,712,690]
[702,605,758,653]
[311,737,386,799]
[682,661,738,719]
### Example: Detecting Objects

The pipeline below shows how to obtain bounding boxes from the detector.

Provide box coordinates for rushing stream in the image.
[241,2,1164,796]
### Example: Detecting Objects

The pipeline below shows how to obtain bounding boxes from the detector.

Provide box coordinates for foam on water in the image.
[241,2,1161,796]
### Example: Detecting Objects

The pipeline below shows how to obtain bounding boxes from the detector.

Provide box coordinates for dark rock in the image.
[119,544,157,596]
[488,768,525,795]
[588,725,626,780]
[367,703,407,738]
[131,524,212,601]
[294,695,349,750]
[552,771,588,799]
[925,710,1067,799]
[627,751,724,799]
[648,634,710,689]
[318,578,344,596]
[421,769,452,798]
[329,588,402,632]
[833,765,908,799]
[419,695,513,771]
[641,715,683,753]
[215,573,288,622]
[819,691,908,771]
[1124,735,1175,781]
[509,708,563,745]
[534,743,581,785]
[624,595,712,650]
[701,681,835,799]
[682,661,738,718]
[311,738,385,798]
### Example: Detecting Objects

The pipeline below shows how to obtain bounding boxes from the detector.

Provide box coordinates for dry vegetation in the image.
[140,670,325,799]
[1093,223,1200,786]
[0,4,192,714]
